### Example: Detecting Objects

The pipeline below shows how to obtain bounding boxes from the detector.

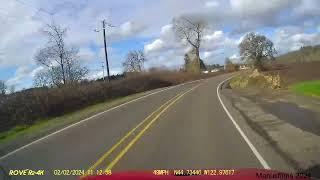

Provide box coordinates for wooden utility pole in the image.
[101,62,105,81]
[95,19,114,82]
[102,20,111,82]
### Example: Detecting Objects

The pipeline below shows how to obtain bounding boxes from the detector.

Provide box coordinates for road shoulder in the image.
[220,82,320,178]
[219,83,296,173]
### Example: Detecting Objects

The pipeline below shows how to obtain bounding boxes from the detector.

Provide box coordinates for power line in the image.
[14,0,54,16]
[0,0,54,23]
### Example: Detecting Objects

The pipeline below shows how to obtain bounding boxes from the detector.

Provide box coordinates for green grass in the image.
[0,92,146,144]
[290,80,320,97]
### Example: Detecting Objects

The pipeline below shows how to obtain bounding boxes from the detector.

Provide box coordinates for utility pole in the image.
[94,19,114,82]
[101,62,105,81]
[102,20,110,82]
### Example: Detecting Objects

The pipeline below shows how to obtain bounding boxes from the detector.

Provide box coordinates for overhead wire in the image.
[0,0,55,23]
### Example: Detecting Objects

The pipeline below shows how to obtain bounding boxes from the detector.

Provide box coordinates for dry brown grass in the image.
[264,61,320,86]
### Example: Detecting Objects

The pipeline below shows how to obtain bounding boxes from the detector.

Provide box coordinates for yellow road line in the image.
[104,84,200,171]
[82,85,197,177]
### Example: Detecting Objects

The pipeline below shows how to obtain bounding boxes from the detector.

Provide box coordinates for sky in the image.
[0,0,320,90]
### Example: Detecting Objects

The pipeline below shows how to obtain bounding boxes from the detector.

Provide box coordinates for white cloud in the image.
[144,24,183,55]
[230,0,297,16]
[78,47,96,61]
[144,39,165,54]
[86,67,122,80]
[294,0,320,16]
[205,1,219,8]
[229,54,239,59]
[202,31,238,52]
[203,51,214,59]
[30,66,44,78]
[87,70,104,80]
[203,31,224,41]
[1,0,320,89]
[160,24,173,35]
[6,66,33,86]
[273,27,320,53]
[145,50,184,70]
[0,1,44,67]
[109,21,146,41]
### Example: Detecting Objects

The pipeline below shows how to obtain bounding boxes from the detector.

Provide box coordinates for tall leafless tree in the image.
[239,32,277,70]
[123,50,146,73]
[173,16,206,73]
[34,22,88,87]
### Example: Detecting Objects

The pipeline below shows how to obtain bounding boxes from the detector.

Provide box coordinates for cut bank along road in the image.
[0,74,265,180]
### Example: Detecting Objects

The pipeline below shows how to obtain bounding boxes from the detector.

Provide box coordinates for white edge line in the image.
[217,75,271,169]
[0,78,205,161]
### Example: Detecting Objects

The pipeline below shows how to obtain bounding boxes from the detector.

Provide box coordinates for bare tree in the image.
[34,66,62,87]
[173,16,206,73]
[0,80,6,95]
[34,22,88,87]
[239,32,277,70]
[9,85,15,94]
[123,50,146,73]
[44,22,67,84]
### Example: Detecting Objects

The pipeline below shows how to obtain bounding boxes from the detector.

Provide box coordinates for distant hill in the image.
[276,45,320,64]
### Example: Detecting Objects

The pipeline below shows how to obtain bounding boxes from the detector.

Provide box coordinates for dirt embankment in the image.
[230,61,320,89]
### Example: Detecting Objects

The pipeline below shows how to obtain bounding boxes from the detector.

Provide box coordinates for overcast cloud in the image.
[0,0,319,90]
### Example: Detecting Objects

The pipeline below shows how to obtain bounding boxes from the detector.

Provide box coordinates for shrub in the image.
[0,71,221,132]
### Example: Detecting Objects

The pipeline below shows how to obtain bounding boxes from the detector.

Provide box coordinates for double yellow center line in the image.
[82,83,201,178]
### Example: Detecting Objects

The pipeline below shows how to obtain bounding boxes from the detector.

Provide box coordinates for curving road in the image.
[0,74,265,179]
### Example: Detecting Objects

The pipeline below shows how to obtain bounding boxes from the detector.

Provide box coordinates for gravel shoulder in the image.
[220,82,320,178]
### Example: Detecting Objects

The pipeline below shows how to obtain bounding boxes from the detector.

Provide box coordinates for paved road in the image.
[0,74,264,179]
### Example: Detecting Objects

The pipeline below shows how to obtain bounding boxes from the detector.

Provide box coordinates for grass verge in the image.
[0,92,146,145]
[290,80,320,98]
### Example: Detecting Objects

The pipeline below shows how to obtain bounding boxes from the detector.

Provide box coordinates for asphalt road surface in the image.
[0,74,265,180]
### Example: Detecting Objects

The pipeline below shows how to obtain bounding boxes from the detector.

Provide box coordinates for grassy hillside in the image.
[276,45,320,64]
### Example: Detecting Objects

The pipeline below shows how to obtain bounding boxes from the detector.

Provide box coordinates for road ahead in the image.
[0,74,264,179]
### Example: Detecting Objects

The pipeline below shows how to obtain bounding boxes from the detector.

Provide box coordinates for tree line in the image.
[1,17,277,95]
[0,16,279,134]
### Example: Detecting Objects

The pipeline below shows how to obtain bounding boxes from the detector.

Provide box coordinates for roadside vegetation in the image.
[290,80,320,97]
[0,71,223,142]
[0,17,224,145]
[228,31,320,96]
[277,45,320,64]
[0,91,144,143]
